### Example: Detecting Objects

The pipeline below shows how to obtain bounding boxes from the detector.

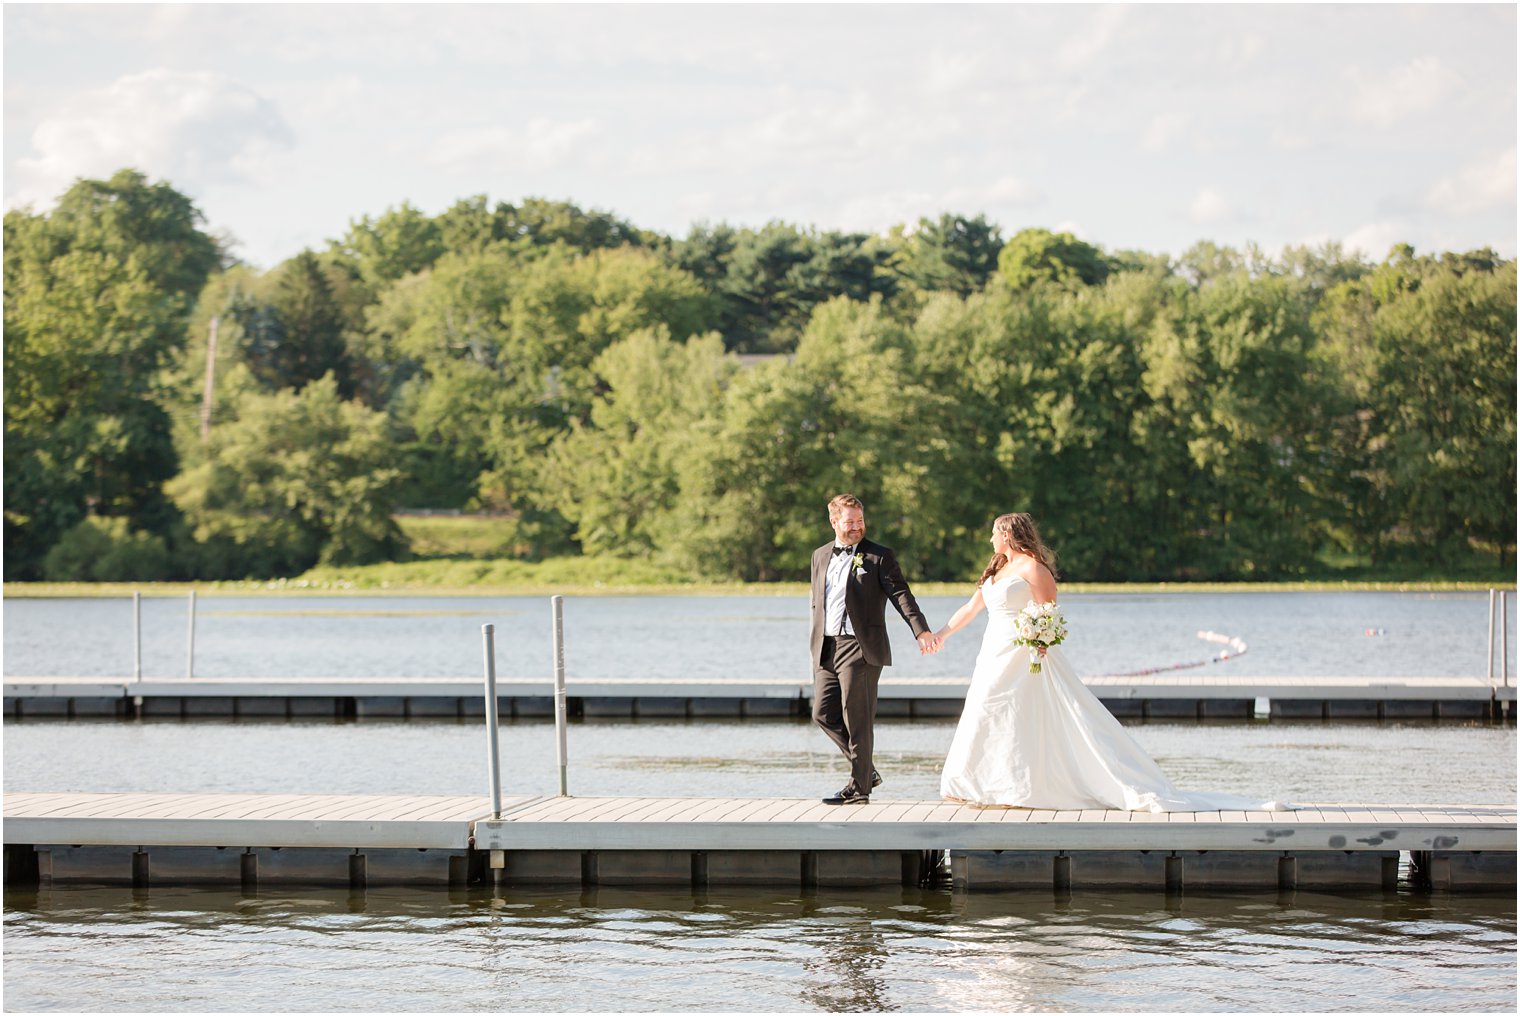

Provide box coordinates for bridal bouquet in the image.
[1013,601,1067,674]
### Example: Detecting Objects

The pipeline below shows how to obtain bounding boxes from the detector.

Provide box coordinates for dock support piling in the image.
[132,848,149,888]
[3,844,40,888]
[552,596,568,797]
[1277,854,1297,890]
[691,851,708,891]
[241,850,257,892]
[1165,854,1184,893]
[349,852,367,889]
[1053,854,1072,892]
[481,624,503,820]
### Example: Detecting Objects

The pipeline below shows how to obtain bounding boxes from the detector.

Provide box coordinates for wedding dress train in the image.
[939,571,1288,812]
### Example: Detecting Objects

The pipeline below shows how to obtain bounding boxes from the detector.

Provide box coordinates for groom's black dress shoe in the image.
[823,784,870,805]
[871,769,882,789]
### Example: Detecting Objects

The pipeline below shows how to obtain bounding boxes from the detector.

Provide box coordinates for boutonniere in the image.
[851,553,866,575]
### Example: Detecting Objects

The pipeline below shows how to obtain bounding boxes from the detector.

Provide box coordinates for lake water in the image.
[3,590,1516,680]
[4,591,1516,1011]
[3,716,1516,1012]
[4,884,1514,1013]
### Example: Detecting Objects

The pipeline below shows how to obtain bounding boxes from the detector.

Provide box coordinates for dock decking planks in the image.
[4,793,1512,858]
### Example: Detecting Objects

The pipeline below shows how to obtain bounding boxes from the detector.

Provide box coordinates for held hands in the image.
[917,631,944,655]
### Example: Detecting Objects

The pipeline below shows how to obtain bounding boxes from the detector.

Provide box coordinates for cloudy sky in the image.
[4,3,1514,269]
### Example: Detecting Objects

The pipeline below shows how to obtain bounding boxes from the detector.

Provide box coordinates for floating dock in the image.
[4,674,1514,721]
[4,793,1513,894]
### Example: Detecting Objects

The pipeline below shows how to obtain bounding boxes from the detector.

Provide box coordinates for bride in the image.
[934,512,1287,812]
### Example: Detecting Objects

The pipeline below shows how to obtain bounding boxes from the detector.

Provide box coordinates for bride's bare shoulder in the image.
[1022,560,1058,600]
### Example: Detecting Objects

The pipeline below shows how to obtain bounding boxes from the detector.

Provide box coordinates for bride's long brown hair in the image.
[979,512,1059,584]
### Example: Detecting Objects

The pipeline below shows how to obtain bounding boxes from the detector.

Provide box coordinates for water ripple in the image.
[4,883,1515,1011]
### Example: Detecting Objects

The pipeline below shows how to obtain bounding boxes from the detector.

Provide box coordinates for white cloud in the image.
[1143,112,1190,153]
[834,176,1043,235]
[9,69,292,208]
[1342,221,1408,260]
[5,6,1512,262]
[1345,56,1463,127]
[1217,33,1264,66]
[1271,127,1314,152]
[428,118,600,176]
[1189,187,1232,224]
[923,47,982,96]
[1424,147,1516,215]
[744,89,885,159]
[948,175,1043,208]
[835,190,938,233]
[1055,4,1129,71]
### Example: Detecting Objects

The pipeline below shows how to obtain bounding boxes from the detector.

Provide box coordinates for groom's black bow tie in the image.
[833,544,855,556]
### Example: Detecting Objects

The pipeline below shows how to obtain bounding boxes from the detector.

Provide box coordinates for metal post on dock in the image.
[132,591,142,684]
[481,624,503,820]
[552,595,568,796]
[1503,590,1511,688]
[1487,589,1496,688]
[185,590,197,679]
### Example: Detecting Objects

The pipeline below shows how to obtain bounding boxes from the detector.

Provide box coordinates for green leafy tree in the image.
[1137,270,1342,577]
[42,515,172,581]
[895,212,1003,297]
[1176,240,1245,286]
[499,245,717,420]
[669,221,739,292]
[671,297,935,579]
[499,197,651,252]
[541,327,735,555]
[434,195,512,253]
[996,227,1111,292]
[1319,249,1516,565]
[716,222,818,352]
[168,374,405,576]
[3,169,221,579]
[237,250,355,395]
[332,201,446,288]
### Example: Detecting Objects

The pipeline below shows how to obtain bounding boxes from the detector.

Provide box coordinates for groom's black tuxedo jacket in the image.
[809,537,931,669]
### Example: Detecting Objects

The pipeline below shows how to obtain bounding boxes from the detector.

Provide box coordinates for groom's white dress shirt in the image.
[823,544,856,637]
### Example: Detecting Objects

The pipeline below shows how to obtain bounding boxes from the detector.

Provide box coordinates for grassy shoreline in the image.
[4,578,1511,598]
[17,516,1507,598]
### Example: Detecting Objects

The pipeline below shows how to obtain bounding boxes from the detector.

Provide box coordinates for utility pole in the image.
[199,315,219,442]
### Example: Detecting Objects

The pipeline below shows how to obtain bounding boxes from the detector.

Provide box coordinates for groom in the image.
[809,493,939,805]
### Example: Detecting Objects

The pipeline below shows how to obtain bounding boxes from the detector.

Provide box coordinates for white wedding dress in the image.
[940,571,1289,812]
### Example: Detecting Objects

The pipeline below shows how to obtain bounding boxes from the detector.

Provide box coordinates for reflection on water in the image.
[4,884,1514,1012]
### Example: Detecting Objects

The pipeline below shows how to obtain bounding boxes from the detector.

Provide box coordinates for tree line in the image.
[5,169,1515,583]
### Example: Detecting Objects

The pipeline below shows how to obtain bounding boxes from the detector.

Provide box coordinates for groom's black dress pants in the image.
[813,634,881,794]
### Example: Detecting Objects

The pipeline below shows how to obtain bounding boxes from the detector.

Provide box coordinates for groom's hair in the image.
[827,493,864,521]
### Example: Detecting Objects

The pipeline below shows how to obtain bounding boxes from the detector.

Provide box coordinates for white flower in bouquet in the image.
[1013,601,1067,674]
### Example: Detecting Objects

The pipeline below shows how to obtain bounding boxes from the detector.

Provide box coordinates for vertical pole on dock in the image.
[132,591,142,684]
[1486,589,1496,689]
[185,590,197,679]
[1502,590,1511,688]
[552,595,568,797]
[481,624,503,820]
